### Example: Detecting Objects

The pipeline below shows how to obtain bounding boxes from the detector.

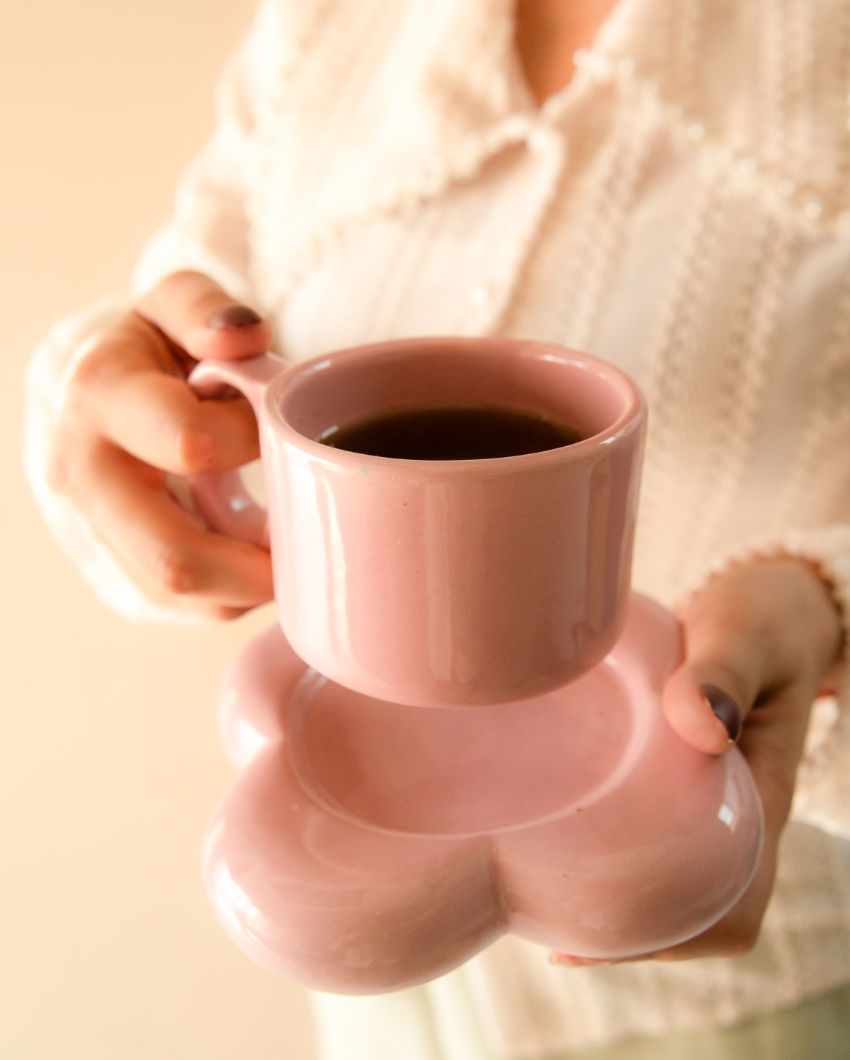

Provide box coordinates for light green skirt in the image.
[553,983,850,1060]
[310,982,850,1060]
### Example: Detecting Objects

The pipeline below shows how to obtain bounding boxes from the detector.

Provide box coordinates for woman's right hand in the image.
[50,270,275,620]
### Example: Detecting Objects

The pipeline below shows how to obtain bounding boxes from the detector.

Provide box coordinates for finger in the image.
[548,953,614,967]
[629,686,814,961]
[85,441,273,610]
[548,843,779,966]
[549,951,659,966]
[661,598,779,754]
[662,664,747,754]
[135,270,273,361]
[70,312,260,475]
[736,684,814,833]
[99,368,260,475]
[630,820,780,962]
[69,309,177,389]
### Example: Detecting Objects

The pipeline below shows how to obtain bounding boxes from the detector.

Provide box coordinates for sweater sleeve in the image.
[22,3,275,624]
[680,524,850,841]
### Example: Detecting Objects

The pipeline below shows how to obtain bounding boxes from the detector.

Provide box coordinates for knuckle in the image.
[67,314,164,394]
[147,270,205,307]
[152,270,223,318]
[67,343,114,394]
[150,545,203,596]
[173,421,215,475]
[160,268,209,292]
[744,617,790,680]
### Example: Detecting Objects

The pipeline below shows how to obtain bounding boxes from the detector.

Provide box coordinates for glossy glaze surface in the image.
[203,594,764,994]
[189,338,646,706]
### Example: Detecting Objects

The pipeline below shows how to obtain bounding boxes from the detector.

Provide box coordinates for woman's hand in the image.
[550,555,843,966]
[50,270,275,620]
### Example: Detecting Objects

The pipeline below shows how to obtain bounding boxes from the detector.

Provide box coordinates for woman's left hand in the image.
[550,555,843,966]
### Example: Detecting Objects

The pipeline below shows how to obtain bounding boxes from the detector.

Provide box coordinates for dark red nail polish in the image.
[701,684,742,743]
[207,305,263,330]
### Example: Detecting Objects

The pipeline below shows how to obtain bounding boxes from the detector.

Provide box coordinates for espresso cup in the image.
[188,337,646,707]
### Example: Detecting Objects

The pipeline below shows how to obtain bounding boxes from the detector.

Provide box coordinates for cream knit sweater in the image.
[24,0,850,1055]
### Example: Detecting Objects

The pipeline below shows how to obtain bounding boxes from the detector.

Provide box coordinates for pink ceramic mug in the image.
[188,337,646,707]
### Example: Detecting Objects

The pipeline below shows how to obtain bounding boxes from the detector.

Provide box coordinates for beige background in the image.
[2,2,316,1057]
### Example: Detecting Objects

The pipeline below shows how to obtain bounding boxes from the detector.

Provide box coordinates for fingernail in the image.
[207,305,263,330]
[701,684,742,743]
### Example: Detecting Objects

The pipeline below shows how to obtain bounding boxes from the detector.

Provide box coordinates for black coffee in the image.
[317,404,585,460]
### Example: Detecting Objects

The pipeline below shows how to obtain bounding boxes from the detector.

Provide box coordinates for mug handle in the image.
[186,352,288,548]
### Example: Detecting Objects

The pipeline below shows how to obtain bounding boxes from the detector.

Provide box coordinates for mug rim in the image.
[263,337,646,473]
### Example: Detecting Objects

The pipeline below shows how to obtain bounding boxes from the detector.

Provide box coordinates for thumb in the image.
[662,665,748,755]
[135,270,273,361]
[665,644,812,840]
[661,617,766,755]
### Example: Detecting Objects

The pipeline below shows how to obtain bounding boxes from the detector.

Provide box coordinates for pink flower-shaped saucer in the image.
[203,594,763,995]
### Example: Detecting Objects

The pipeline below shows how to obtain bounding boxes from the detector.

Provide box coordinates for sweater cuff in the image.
[23,300,209,626]
[676,525,850,840]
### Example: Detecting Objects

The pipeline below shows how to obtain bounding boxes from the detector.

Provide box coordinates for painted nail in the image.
[701,684,742,743]
[207,305,263,329]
